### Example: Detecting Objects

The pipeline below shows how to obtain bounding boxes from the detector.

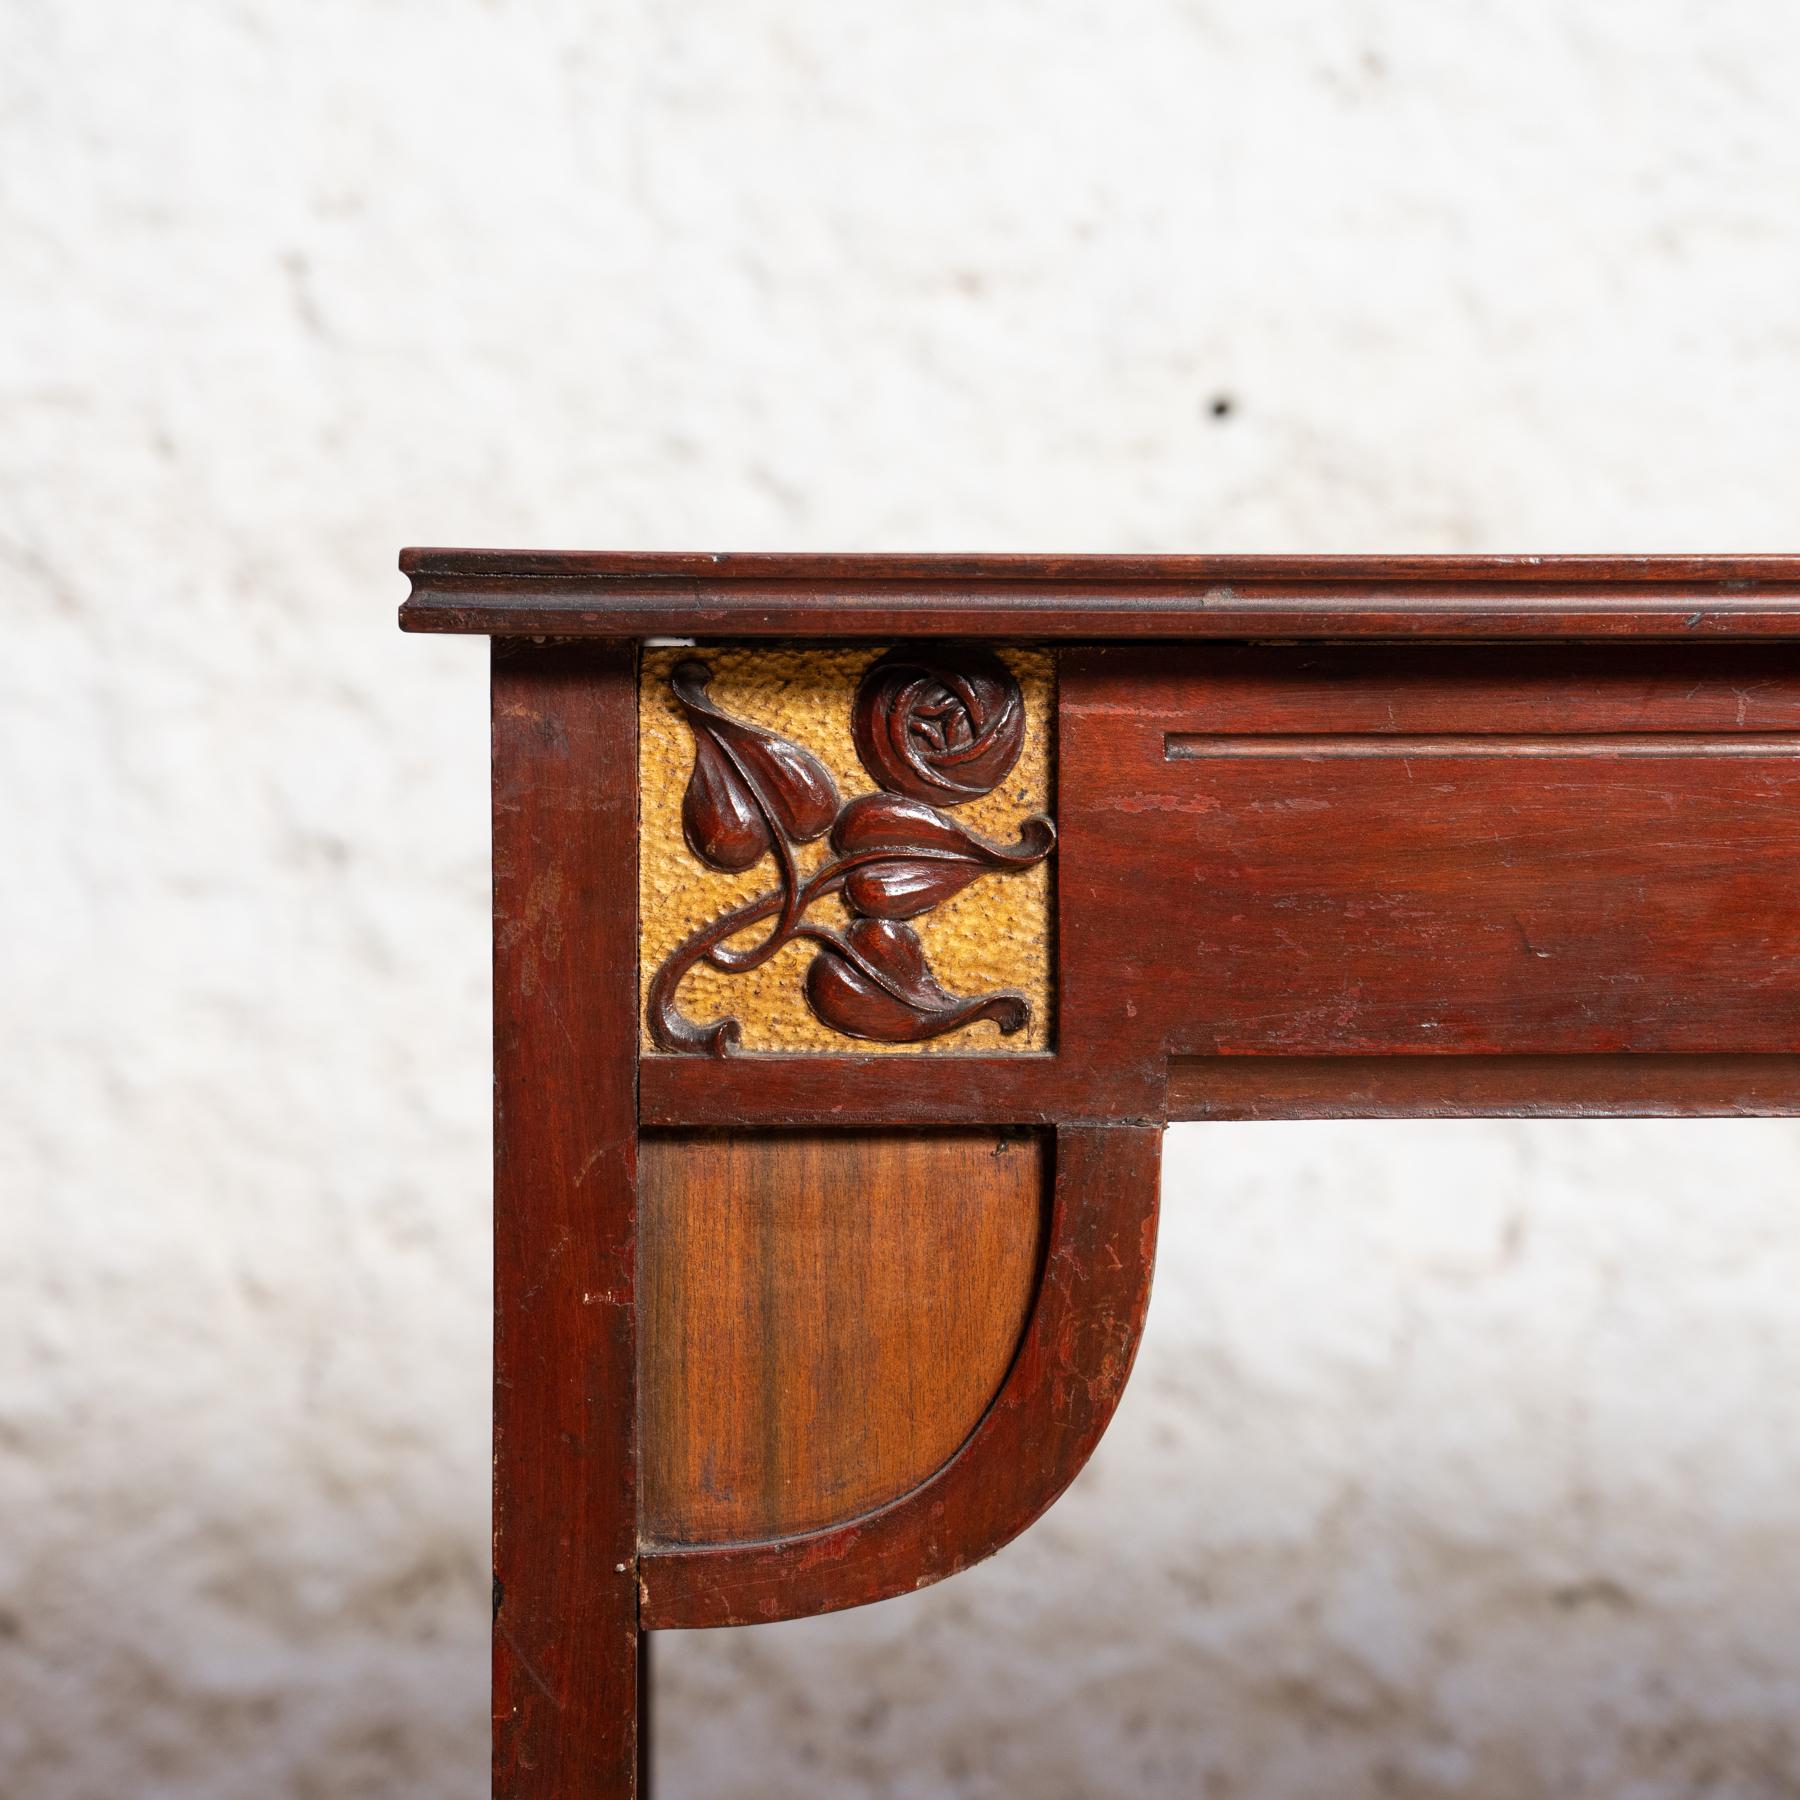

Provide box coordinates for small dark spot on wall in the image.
[1207,394,1236,421]
[1551,1577,1635,1612]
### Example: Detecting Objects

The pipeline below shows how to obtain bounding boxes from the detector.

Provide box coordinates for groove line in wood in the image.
[1166,731,1800,760]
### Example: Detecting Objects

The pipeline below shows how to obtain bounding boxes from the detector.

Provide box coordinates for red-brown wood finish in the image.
[1166,1053,1800,1118]
[639,1049,1800,1130]
[491,641,642,1796]
[637,1124,1161,1629]
[400,550,1800,641]
[1061,644,1800,1078]
[638,1131,1046,1546]
[639,1053,1084,1129]
[404,552,1800,1798]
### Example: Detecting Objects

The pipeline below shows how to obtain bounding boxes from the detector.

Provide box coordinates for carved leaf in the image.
[672,660,840,871]
[805,918,1031,1043]
[681,730,771,871]
[830,793,1055,920]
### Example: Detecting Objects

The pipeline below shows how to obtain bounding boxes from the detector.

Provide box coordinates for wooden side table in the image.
[400,552,1800,1797]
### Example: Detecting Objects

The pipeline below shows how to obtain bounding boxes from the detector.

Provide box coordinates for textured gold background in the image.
[640,645,1053,1053]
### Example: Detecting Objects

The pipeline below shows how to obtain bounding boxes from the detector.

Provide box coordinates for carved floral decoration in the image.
[648,649,1055,1053]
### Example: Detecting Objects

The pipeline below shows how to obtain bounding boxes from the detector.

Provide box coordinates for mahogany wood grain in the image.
[1167,1053,1800,1119]
[402,552,1800,1796]
[1061,645,1800,1069]
[638,1055,1136,1130]
[638,1124,1160,1630]
[399,550,1800,642]
[639,1131,1045,1544]
[406,550,1800,584]
[641,1052,1800,1131]
[491,641,641,1796]
[1142,641,1800,733]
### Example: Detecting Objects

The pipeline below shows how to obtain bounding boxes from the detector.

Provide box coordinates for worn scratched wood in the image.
[399,551,1800,640]
[639,1125,1160,1629]
[639,1051,1800,1129]
[639,1131,1045,1544]
[639,1054,1129,1129]
[491,640,641,1796]
[1148,642,1800,734]
[1062,644,1800,1074]
[1167,1053,1800,1118]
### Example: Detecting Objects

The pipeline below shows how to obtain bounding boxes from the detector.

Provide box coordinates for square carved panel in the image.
[639,644,1054,1054]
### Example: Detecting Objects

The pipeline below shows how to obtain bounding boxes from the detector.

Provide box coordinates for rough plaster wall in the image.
[5,1,1800,1796]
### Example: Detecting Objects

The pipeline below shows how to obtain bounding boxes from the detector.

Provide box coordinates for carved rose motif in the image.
[648,648,1052,1053]
[851,648,1026,805]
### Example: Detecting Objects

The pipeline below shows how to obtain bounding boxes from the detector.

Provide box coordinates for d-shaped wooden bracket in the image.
[637,1124,1160,1630]
[405,551,1800,1797]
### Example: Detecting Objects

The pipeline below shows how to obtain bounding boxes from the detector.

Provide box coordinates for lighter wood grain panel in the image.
[639,1131,1045,1547]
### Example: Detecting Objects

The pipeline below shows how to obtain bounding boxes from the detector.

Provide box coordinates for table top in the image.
[398,549,1800,640]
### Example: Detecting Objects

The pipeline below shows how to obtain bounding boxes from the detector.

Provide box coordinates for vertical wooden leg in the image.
[491,641,641,1795]
[637,1633,653,1796]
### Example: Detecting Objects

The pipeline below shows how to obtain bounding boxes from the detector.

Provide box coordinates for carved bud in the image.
[852,648,1026,805]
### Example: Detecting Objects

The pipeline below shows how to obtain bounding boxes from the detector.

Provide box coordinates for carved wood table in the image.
[399,552,1800,1796]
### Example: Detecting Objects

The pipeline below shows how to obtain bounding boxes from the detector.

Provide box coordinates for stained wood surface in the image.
[639,1054,1111,1129]
[1061,645,1800,1077]
[1167,1053,1800,1119]
[427,565,1800,1800]
[640,1051,1800,1129]
[1147,642,1800,734]
[639,1131,1045,1545]
[491,641,641,1796]
[640,1125,1160,1629]
[398,550,1800,641]
[405,550,1800,582]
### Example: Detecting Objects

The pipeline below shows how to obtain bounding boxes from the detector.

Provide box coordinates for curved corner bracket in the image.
[637,1123,1162,1630]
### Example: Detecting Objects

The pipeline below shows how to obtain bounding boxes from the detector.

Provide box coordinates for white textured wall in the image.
[6,2,1800,1795]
